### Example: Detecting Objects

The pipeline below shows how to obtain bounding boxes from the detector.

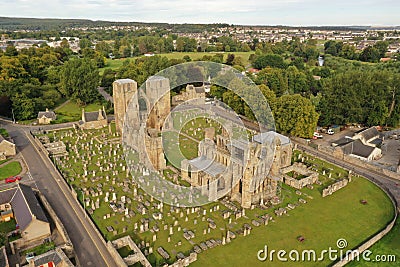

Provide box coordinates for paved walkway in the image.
[54,99,71,111]
[97,87,113,103]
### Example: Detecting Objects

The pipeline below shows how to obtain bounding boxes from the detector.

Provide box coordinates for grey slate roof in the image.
[189,156,226,177]
[84,110,106,122]
[194,87,205,94]
[0,188,17,205]
[37,111,56,120]
[332,137,353,146]
[10,184,48,231]
[34,250,63,266]
[340,139,376,159]
[357,127,380,141]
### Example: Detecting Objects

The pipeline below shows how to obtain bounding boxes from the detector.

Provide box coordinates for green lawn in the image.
[193,177,395,267]
[24,242,55,256]
[54,101,104,123]
[0,218,17,247]
[0,161,22,180]
[117,246,134,257]
[347,216,400,267]
[0,218,17,234]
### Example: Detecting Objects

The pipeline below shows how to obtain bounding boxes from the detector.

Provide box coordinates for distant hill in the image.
[0,16,398,32]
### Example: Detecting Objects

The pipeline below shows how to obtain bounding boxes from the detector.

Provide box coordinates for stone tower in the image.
[145,76,170,132]
[113,79,137,133]
[142,76,171,170]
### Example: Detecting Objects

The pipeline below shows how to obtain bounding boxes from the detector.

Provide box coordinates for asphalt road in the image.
[1,122,117,267]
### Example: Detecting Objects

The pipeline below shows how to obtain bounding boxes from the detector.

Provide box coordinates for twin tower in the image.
[113,77,170,170]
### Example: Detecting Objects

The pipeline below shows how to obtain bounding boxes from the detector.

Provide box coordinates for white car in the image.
[313,132,323,139]
[327,129,335,135]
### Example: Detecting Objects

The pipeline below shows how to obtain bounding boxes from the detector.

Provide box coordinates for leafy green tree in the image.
[256,68,288,97]
[226,54,235,65]
[4,45,18,56]
[274,94,319,138]
[359,46,380,62]
[95,41,111,57]
[374,41,388,58]
[59,58,100,104]
[79,38,93,50]
[253,54,287,69]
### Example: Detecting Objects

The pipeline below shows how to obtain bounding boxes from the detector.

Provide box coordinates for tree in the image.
[374,41,388,58]
[4,45,18,57]
[226,54,235,65]
[183,55,192,62]
[79,38,93,50]
[59,58,100,104]
[253,54,287,69]
[95,41,111,57]
[176,38,185,52]
[101,68,117,95]
[274,94,319,138]
[359,46,380,62]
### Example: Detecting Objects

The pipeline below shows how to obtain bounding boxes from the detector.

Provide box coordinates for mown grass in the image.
[53,101,104,123]
[193,176,395,267]
[0,161,22,180]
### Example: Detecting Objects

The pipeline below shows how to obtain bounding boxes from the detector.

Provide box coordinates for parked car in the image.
[327,129,335,135]
[313,132,323,139]
[25,252,35,262]
[5,176,22,183]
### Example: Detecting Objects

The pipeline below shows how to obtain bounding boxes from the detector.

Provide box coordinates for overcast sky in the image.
[1,0,399,26]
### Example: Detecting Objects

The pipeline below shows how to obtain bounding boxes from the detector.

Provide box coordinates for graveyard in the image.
[36,123,395,266]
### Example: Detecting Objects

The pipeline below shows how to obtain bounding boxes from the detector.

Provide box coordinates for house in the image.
[172,84,206,106]
[332,127,382,161]
[380,57,391,63]
[79,107,107,129]
[353,127,382,147]
[0,135,16,160]
[27,247,74,267]
[37,109,56,125]
[0,184,50,243]
[334,139,382,161]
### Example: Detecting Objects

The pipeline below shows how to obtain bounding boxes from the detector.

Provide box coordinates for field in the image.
[99,51,254,75]
[54,101,105,123]
[347,216,400,267]
[193,176,395,267]
[43,125,395,267]
[0,161,22,180]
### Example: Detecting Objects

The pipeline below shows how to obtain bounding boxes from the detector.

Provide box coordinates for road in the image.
[98,87,113,103]
[1,122,118,267]
[295,142,400,208]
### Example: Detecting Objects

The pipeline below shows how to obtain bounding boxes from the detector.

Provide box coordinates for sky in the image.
[1,0,399,26]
